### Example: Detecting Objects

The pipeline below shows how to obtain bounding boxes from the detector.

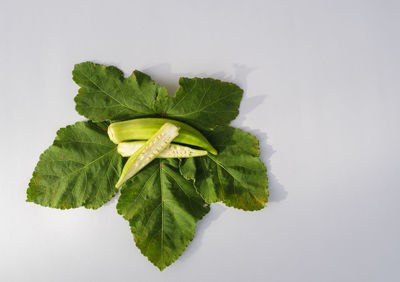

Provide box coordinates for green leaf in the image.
[180,126,268,211]
[73,62,165,121]
[162,78,243,131]
[27,121,123,209]
[117,158,209,270]
[179,157,196,181]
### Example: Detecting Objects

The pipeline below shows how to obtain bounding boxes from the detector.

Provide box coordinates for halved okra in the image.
[108,118,217,155]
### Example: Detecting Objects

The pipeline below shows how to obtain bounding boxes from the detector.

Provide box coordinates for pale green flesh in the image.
[108,118,217,155]
[118,141,208,158]
[115,123,180,188]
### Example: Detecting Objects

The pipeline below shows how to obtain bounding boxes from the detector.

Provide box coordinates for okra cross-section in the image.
[117,141,207,158]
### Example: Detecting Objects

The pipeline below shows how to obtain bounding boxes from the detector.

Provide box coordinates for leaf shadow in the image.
[101,190,120,208]
[178,203,226,263]
[142,64,181,96]
[239,127,287,203]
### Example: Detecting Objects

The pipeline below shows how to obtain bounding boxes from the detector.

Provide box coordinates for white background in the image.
[1,0,399,281]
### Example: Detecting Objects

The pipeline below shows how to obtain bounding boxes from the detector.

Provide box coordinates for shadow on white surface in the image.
[179,203,226,262]
[243,128,287,202]
[102,190,120,208]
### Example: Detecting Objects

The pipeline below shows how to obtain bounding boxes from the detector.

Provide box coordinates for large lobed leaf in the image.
[180,126,269,211]
[27,121,123,209]
[159,77,243,131]
[117,159,209,270]
[73,62,165,122]
[73,62,243,131]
